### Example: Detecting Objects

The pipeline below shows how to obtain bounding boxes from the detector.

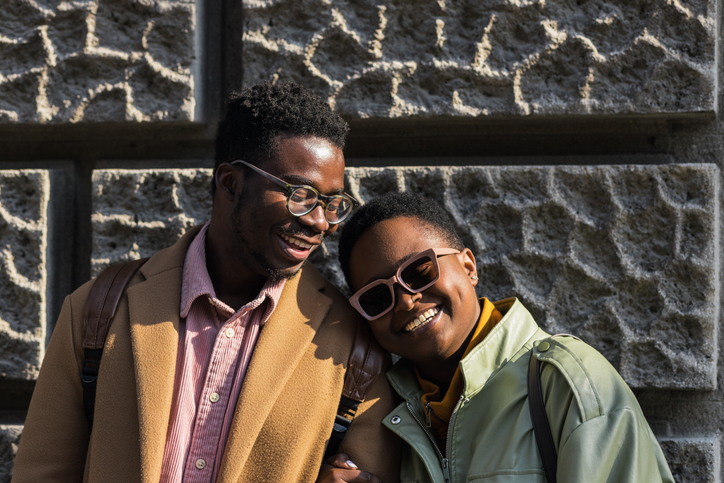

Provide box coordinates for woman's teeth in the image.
[281,233,313,249]
[404,307,440,332]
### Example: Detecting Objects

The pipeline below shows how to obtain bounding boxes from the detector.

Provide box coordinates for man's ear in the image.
[215,163,241,202]
[459,248,479,286]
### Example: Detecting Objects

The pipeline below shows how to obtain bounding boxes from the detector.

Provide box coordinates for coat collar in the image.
[387,298,544,401]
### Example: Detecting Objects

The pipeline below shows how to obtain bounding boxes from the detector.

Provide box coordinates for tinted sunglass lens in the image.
[358,284,394,318]
[401,256,438,290]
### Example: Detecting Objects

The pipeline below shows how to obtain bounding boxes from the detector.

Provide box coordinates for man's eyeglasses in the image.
[231,160,359,225]
[349,248,460,321]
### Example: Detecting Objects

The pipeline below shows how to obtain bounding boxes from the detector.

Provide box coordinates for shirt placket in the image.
[183,311,247,482]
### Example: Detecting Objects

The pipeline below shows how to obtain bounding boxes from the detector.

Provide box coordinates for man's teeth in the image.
[281,233,313,249]
[404,307,440,332]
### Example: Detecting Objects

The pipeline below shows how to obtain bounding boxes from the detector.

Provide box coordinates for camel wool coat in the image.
[12,225,400,483]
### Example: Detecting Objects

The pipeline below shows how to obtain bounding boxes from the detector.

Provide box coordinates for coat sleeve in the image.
[556,407,674,483]
[12,291,91,482]
[337,360,402,483]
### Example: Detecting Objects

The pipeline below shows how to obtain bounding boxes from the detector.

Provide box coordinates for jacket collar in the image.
[387,298,543,401]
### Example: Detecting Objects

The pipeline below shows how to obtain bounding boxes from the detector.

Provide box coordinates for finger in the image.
[324,453,358,469]
[345,469,381,483]
[323,468,381,483]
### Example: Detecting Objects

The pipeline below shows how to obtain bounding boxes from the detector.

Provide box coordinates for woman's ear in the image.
[458,248,479,286]
[215,163,241,202]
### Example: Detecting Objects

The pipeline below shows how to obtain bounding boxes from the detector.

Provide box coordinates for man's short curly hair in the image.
[338,192,465,288]
[213,81,349,194]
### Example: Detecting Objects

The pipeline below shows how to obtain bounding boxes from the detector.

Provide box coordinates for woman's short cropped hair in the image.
[338,192,464,287]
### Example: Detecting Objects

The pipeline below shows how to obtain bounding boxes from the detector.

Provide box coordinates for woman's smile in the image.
[403,305,442,333]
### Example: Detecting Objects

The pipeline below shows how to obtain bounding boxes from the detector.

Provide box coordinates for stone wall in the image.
[1,1,724,482]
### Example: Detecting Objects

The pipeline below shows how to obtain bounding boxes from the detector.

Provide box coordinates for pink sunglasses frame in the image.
[349,247,460,321]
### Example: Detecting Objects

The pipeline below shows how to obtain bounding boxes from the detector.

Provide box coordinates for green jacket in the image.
[383,298,674,483]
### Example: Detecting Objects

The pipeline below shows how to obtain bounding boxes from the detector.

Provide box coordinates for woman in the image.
[322,192,673,483]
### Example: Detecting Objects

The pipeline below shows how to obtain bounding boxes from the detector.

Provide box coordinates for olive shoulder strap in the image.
[528,346,558,483]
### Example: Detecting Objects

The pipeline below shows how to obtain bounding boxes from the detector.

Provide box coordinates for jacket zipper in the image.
[406,401,452,482]
[444,395,465,477]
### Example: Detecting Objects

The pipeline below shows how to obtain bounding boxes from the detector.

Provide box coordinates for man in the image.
[12,82,399,482]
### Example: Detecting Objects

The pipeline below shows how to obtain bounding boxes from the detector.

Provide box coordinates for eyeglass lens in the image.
[357,254,439,317]
[288,187,353,223]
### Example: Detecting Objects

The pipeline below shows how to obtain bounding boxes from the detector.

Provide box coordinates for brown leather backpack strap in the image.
[82,258,148,350]
[342,320,385,401]
[81,258,148,428]
[325,321,386,459]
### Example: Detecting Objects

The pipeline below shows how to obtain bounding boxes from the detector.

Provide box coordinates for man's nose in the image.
[297,203,330,233]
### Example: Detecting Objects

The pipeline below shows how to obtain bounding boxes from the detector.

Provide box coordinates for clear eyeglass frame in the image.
[231,160,359,224]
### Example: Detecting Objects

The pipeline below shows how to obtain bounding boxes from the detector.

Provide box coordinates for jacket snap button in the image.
[391,416,401,424]
[538,341,550,352]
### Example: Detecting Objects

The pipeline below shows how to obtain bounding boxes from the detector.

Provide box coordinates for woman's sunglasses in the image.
[349,248,460,321]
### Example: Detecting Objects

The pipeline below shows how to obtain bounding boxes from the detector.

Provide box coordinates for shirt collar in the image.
[180,222,287,320]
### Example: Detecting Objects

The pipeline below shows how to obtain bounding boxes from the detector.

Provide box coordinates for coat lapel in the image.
[128,268,182,483]
[218,266,332,481]
[127,268,182,483]
[126,227,199,483]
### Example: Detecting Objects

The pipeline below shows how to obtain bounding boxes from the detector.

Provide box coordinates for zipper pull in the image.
[442,457,451,482]
[425,402,432,428]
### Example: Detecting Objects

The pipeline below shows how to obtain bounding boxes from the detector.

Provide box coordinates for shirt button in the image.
[195,459,206,470]
[390,416,401,425]
[209,392,220,403]
[225,327,235,338]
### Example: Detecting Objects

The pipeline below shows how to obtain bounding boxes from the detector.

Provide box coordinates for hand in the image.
[316,453,382,483]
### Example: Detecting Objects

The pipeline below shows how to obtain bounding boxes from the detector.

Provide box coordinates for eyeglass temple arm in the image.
[231,160,291,190]
[233,160,359,206]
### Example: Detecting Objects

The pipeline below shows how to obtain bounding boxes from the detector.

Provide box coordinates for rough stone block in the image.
[0,420,22,483]
[0,0,198,123]
[243,0,716,118]
[91,164,718,389]
[658,437,719,483]
[91,168,213,275]
[0,171,50,381]
[335,165,718,389]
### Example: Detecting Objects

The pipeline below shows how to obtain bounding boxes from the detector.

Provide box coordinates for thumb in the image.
[324,453,358,470]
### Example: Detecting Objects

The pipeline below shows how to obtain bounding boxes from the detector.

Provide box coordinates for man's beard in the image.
[252,251,303,283]
[231,195,310,283]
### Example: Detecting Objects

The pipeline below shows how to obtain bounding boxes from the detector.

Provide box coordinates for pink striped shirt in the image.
[160,223,286,482]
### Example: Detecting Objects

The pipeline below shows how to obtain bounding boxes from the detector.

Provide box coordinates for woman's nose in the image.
[393,285,421,312]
